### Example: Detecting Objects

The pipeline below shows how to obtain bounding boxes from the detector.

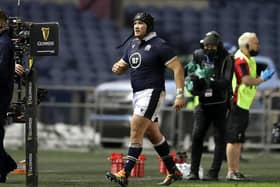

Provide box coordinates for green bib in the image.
[232,50,257,110]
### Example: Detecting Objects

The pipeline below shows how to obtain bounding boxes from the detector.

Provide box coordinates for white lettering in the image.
[37,41,55,46]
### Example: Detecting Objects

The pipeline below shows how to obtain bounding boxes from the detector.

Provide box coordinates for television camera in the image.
[3,1,59,185]
[8,17,30,64]
[184,60,215,96]
[6,16,58,123]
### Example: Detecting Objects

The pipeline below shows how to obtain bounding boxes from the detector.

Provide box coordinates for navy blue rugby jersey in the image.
[121,32,176,92]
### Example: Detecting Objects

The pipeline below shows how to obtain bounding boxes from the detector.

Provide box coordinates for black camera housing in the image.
[7,17,58,123]
[8,17,31,65]
[7,88,48,123]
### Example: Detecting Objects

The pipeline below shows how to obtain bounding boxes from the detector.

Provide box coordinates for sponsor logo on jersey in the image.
[144,44,151,51]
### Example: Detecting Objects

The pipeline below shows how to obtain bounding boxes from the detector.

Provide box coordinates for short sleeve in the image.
[121,41,131,64]
[159,42,176,65]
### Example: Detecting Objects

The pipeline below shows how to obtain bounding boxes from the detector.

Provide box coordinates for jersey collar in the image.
[142,32,157,41]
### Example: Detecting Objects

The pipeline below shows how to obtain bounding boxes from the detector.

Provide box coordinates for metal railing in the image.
[34,86,280,151]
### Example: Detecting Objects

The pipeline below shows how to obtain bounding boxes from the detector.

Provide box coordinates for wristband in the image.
[176,88,184,98]
[176,88,183,95]
[176,94,184,99]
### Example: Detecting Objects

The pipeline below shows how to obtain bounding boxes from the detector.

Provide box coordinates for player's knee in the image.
[130,128,144,141]
[147,133,162,144]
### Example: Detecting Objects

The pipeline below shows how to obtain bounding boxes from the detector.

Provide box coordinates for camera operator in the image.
[185,31,233,181]
[0,9,17,183]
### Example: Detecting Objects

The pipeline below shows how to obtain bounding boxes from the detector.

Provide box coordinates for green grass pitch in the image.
[3,148,280,187]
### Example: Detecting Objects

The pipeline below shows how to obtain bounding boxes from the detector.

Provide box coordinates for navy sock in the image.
[154,138,176,174]
[124,143,142,175]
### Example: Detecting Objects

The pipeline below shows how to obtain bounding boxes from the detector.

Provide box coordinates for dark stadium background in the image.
[1,0,279,87]
[1,0,280,186]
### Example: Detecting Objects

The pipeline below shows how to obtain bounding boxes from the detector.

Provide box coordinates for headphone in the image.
[201,31,223,49]
[205,31,221,41]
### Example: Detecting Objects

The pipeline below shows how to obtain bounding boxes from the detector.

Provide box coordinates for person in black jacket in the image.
[185,31,233,181]
[0,9,17,183]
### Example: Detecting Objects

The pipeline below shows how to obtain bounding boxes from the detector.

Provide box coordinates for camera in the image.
[8,17,31,65]
[7,87,48,123]
[6,16,58,123]
[6,17,30,123]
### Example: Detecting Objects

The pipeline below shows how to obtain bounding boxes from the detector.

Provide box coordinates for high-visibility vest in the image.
[232,50,257,110]
[185,90,199,110]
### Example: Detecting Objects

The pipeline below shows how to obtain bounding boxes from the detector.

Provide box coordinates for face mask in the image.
[249,49,259,56]
[204,49,217,58]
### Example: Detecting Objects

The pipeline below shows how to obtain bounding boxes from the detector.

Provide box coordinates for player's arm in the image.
[166,56,185,111]
[112,59,129,75]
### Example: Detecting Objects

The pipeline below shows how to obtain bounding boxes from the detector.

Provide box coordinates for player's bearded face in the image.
[134,20,148,39]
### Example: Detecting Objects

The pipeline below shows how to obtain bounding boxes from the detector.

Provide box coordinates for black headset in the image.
[201,31,223,49]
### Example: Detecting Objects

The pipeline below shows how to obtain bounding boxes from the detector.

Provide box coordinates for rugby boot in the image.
[106,169,128,187]
[158,168,182,186]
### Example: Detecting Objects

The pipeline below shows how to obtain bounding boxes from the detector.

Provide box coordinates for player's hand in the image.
[15,64,25,75]
[173,96,185,111]
[112,61,128,75]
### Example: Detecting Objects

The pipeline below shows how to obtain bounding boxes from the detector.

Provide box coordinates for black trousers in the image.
[190,103,228,176]
[0,115,16,174]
